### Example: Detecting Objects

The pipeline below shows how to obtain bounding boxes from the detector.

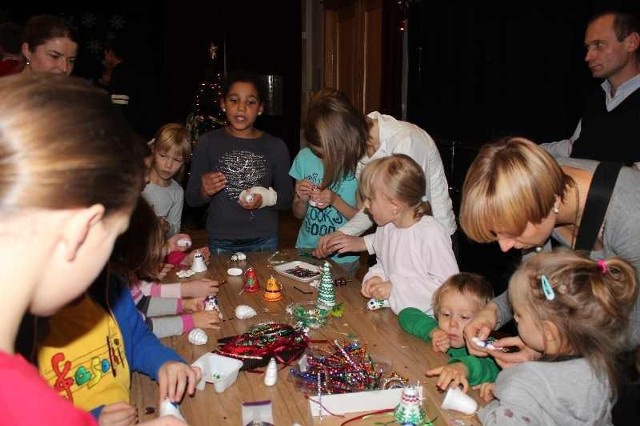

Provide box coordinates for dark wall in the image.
[163,1,302,157]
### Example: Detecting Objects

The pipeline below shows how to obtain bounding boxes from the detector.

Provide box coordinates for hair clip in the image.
[597,259,608,274]
[540,274,555,301]
[421,195,428,202]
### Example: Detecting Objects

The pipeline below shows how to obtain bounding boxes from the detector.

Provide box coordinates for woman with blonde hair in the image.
[459,137,640,365]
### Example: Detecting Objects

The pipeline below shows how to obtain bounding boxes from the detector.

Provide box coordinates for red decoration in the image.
[243,267,260,293]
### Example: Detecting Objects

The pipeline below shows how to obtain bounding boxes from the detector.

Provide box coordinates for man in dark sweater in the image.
[542,10,640,167]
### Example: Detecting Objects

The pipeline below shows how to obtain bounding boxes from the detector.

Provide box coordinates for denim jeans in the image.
[209,235,279,254]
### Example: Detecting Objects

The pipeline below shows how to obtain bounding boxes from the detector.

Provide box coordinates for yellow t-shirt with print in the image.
[38,294,130,411]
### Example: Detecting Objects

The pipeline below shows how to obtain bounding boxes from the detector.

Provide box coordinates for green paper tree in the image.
[316,261,337,309]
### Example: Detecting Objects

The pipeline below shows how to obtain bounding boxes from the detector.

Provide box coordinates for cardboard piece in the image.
[308,386,423,418]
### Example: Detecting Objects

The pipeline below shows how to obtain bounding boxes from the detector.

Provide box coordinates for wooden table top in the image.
[131,249,482,426]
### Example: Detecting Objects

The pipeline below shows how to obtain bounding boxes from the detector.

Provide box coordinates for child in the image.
[289,145,360,276]
[305,88,457,259]
[479,249,638,424]
[112,198,222,338]
[185,69,293,253]
[0,74,185,425]
[359,154,458,314]
[142,123,191,237]
[399,273,499,392]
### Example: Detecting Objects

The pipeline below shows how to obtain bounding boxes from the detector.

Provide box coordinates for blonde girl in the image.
[143,122,191,237]
[359,154,458,314]
[479,249,637,424]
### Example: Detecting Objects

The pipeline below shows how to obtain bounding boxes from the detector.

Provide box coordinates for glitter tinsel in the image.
[289,339,386,394]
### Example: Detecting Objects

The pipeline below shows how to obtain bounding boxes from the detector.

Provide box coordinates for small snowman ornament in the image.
[191,250,208,273]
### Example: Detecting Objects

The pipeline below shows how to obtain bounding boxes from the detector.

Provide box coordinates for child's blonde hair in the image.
[509,248,638,397]
[432,272,493,316]
[151,122,191,161]
[358,153,431,219]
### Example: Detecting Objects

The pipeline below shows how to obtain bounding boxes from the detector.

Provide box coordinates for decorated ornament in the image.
[394,385,426,425]
[235,305,257,319]
[191,250,208,273]
[263,275,283,302]
[158,398,186,421]
[367,298,390,311]
[188,328,209,346]
[243,267,261,293]
[230,251,247,262]
[263,357,278,386]
[204,295,223,318]
[316,262,337,309]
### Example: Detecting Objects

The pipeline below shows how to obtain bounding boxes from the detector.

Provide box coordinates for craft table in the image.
[131,249,482,425]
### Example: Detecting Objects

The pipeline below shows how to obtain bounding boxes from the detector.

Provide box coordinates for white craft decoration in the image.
[264,357,278,386]
[367,298,390,311]
[235,305,257,319]
[176,269,196,278]
[235,252,247,261]
[188,328,208,345]
[158,398,186,421]
[177,238,191,248]
[191,250,208,273]
[441,387,478,415]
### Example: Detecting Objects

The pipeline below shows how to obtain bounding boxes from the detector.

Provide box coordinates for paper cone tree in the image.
[316,261,336,309]
[394,386,426,425]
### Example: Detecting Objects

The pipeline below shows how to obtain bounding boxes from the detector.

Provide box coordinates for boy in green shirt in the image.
[398,272,499,392]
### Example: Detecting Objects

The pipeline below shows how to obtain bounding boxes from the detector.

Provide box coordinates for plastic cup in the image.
[441,387,478,415]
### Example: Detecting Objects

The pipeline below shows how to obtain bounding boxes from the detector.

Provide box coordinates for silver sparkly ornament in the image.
[188,328,209,345]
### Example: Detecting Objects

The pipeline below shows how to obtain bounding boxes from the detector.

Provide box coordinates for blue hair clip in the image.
[541,274,555,301]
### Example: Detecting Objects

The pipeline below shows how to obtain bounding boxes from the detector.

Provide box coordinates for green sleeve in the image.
[398,307,438,342]
[447,347,500,386]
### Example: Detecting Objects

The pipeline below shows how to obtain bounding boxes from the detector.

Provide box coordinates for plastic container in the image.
[287,301,330,329]
[191,353,244,393]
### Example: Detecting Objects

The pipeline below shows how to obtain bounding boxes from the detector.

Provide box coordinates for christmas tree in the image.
[316,261,337,309]
[185,42,227,144]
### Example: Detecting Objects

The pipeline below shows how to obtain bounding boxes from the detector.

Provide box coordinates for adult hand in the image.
[314,232,339,258]
[463,302,499,357]
[490,336,541,368]
[425,363,469,392]
[324,233,366,254]
[201,171,227,197]
[157,361,201,403]
[98,402,137,426]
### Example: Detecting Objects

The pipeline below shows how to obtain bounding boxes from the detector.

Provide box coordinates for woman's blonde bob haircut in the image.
[459,137,573,243]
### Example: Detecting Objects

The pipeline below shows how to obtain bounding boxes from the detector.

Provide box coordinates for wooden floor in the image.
[181,209,368,279]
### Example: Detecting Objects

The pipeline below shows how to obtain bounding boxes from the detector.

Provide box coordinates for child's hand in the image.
[181,279,219,298]
[192,310,222,330]
[430,328,451,353]
[167,233,191,253]
[98,401,137,426]
[473,382,496,403]
[238,193,262,210]
[157,361,201,403]
[309,187,335,209]
[425,362,469,392]
[201,171,227,197]
[361,278,391,300]
[182,247,211,266]
[183,297,205,312]
[158,263,174,280]
[295,179,314,202]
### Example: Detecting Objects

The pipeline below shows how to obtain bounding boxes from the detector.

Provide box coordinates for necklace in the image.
[571,183,580,249]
